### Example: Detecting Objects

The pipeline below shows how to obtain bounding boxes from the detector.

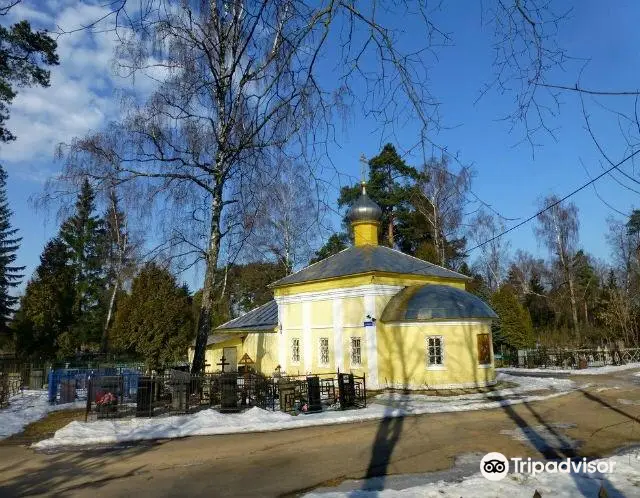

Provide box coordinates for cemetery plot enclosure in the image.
[83,371,367,420]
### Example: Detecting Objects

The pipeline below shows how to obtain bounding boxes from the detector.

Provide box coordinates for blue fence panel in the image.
[48,366,144,404]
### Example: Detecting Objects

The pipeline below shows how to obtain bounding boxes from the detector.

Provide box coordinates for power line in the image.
[464,147,640,255]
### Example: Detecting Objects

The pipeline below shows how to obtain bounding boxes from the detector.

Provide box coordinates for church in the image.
[189,184,498,390]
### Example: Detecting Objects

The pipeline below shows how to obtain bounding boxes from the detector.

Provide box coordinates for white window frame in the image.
[318,337,330,367]
[350,336,362,367]
[291,337,300,365]
[426,335,445,370]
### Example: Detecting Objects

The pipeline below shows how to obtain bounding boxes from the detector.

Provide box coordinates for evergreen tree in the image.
[338,144,423,246]
[310,233,349,264]
[490,285,534,350]
[13,238,74,358]
[0,19,59,142]
[59,179,107,350]
[0,165,23,343]
[112,263,194,370]
[524,273,555,329]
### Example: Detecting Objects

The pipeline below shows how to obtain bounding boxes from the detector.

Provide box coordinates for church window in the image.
[350,337,362,366]
[427,336,444,367]
[319,337,329,366]
[291,338,300,364]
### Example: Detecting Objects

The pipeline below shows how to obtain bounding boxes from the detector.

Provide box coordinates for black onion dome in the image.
[347,184,382,223]
[381,284,498,322]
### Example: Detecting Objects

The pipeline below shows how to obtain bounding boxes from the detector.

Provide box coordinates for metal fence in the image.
[48,366,143,404]
[84,370,367,420]
[0,361,51,390]
[497,347,640,370]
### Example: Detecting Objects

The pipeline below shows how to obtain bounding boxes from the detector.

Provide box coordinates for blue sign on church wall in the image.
[363,320,374,327]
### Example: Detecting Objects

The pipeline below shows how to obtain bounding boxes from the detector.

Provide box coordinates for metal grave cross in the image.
[217,355,229,373]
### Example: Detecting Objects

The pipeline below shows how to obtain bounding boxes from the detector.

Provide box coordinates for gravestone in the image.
[306,376,322,413]
[220,373,240,413]
[279,379,296,412]
[338,373,355,409]
[59,380,76,403]
[136,376,154,417]
[169,369,190,411]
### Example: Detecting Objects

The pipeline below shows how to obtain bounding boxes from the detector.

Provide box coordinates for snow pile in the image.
[499,362,640,376]
[0,390,85,439]
[34,374,577,450]
[304,452,640,498]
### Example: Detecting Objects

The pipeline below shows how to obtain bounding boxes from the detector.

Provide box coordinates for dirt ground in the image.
[0,370,639,498]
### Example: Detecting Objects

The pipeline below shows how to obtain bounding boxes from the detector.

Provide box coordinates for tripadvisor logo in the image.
[480,452,616,481]
[480,452,509,481]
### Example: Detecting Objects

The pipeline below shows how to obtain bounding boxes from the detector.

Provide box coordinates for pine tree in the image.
[0,164,24,343]
[338,144,423,247]
[310,233,349,264]
[59,179,107,350]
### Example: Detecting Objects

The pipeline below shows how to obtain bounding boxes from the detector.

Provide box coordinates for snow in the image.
[0,390,85,440]
[303,452,640,497]
[33,374,577,450]
[498,362,640,376]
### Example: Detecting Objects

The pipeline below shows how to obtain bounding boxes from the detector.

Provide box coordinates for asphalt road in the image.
[1,371,639,498]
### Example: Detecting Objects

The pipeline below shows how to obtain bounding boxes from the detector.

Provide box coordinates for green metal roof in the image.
[381,284,497,322]
[271,245,470,287]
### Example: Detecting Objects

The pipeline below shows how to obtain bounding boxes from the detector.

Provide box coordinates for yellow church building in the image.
[189,185,498,390]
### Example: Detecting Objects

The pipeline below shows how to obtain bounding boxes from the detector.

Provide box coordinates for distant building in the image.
[189,184,497,389]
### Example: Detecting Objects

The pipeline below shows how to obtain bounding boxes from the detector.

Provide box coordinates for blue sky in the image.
[3,0,640,292]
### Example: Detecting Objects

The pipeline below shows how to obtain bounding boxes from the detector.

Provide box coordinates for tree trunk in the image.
[191,183,224,374]
[387,215,394,247]
[567,274,580,341]
[101,281,118,353]
[432,202,443,266]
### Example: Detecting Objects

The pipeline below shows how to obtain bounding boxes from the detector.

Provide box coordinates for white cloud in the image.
[0,1,162,168]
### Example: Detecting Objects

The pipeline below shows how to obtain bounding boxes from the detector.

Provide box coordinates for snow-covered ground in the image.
[0,390,85,440]
[499,362,640,376]
[33,374,577,450]
[304,452,640,498]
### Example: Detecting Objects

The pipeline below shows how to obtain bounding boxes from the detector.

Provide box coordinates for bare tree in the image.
[508,249,547,296]
[535,195,580,338]
[606,217,639,292]
[248,159,323,274]
[469,209,510,291]
[413,156,471,266]
[50,1,447,373]
[101,187,140,352]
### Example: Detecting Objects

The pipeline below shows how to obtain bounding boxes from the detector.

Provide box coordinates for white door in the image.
[223,347,238,372]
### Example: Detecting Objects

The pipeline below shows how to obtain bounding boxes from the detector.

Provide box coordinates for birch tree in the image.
[51,1,446,373]
[248,159,321,274]
[469,210,510,291]
[535,195,580,339]
[413,156,470,266]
